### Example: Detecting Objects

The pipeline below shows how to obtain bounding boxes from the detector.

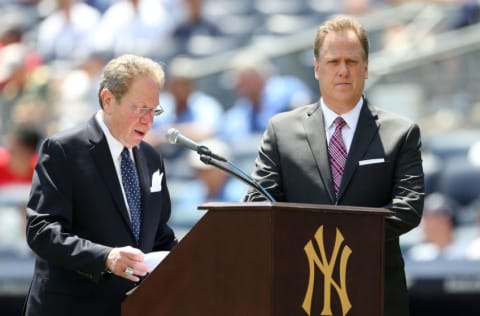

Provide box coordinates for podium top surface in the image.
[197,201,393,216]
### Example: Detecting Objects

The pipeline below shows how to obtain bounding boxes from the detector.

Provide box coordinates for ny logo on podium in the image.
[302,225,352,316]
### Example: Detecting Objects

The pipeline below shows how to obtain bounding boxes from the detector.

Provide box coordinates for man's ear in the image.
[100,89,113,114]
[313,57,320,81]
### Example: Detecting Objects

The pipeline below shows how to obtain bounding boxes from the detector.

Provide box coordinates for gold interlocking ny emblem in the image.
[302,225,352,316]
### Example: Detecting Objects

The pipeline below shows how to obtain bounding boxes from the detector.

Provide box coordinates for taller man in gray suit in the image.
[24,54,177,316]
[245,16,424,316]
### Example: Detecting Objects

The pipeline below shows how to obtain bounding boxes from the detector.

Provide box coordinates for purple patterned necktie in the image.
[328,117,347,199]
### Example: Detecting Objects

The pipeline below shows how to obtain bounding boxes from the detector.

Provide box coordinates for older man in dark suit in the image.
[245,16,424,316]
[24,54,177,316]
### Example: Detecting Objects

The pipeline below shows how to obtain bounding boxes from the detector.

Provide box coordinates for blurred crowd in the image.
[1,0,320,241]
[1,0,480,257]
[403,134,480,262]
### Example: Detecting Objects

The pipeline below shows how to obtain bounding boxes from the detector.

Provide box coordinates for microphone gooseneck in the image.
[199,155,275,202]
[165,128,275,202]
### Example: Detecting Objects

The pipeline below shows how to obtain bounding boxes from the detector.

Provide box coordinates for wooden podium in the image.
[122,202,392,316]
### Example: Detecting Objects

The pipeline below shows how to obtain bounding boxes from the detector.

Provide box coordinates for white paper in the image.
[144,251,169,271]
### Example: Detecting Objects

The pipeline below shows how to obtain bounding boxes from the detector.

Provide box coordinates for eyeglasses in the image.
[130,104,164,117]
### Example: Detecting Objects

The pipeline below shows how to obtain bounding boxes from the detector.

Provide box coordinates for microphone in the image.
[166,128,227,162]
[165,128,275,202]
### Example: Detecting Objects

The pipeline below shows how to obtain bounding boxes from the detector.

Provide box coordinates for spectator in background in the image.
[407,192,462,261]
[0,124,43,187]
[0,41,45,135]
[173,0,221,38]
[0,19,24,49]
[145,56,224,157]
[463,197,480,260]
[453,0,480,28]
[50,51,108,131]
[91,0,175,58]
[36,0,101,62]
[221,52,313,142]
[0,4,37,50]
[188,138,246,202]
[0,124,43,257]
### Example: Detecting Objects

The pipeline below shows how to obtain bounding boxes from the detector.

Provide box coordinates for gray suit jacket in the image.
[245,99,424,316]
[24,116,177,316]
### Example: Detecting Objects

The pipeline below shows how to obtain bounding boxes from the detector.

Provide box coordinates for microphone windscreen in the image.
[166,128,179,144]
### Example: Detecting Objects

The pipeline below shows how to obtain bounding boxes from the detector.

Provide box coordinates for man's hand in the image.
[105,246,151,282]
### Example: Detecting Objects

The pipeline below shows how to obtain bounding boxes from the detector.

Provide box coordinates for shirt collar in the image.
[95,110,133,160]
[320,97,364,130]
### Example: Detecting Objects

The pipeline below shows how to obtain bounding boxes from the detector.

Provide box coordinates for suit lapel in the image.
[338,100,380,200]
[87,117,134,236]
[303,103,336,203]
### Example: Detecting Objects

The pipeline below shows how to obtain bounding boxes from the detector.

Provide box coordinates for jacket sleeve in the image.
[26,138,111,282]
[244,122,286,202]
[383,123,424,241]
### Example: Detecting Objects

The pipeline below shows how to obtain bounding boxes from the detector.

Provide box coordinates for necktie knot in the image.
[334,116,346,130]
[121,147,130,160]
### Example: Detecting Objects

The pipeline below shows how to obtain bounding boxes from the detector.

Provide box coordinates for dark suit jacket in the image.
[245,99,424,316]
[24,116,177,316]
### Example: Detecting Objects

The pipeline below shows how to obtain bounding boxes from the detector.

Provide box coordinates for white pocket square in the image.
[150,169,163,193]
[359,158,385,166]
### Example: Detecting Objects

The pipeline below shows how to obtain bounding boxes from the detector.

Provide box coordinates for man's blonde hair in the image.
[314,15,369,61]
